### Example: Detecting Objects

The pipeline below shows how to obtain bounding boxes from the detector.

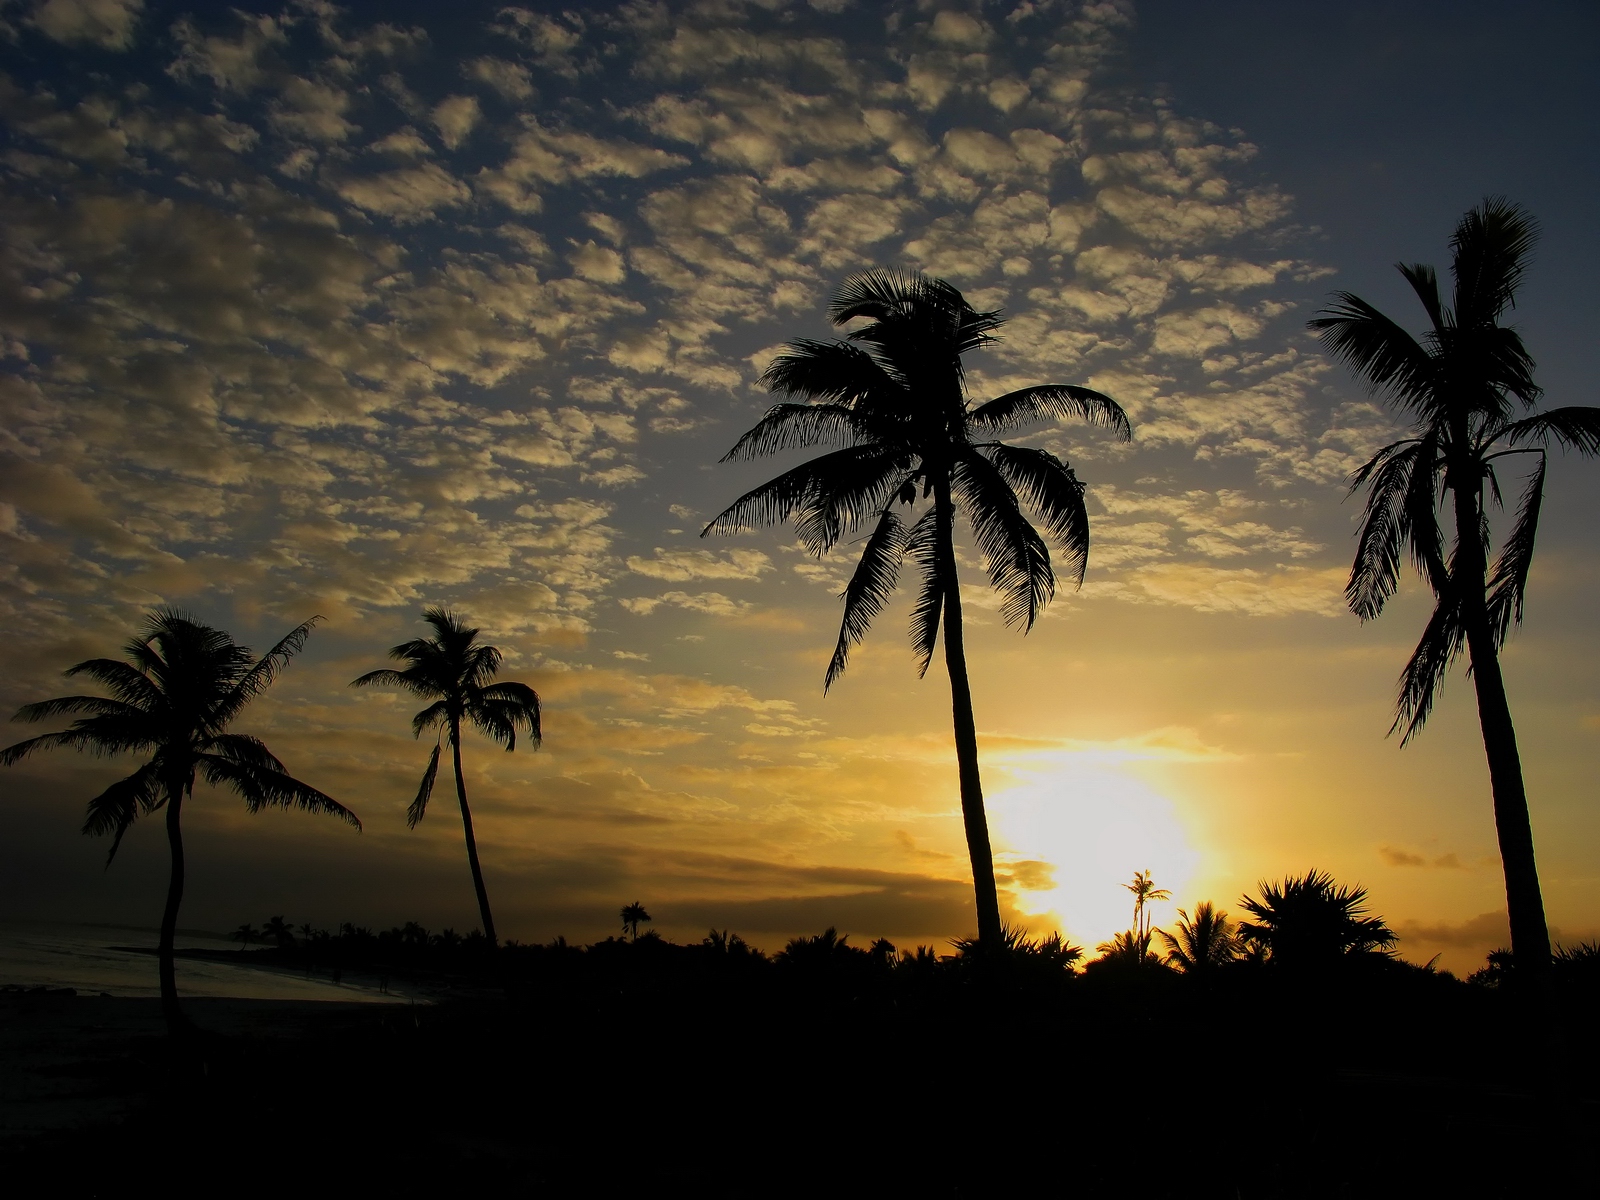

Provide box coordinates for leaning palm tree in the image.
[1309,198,1600,977]
[0,608,357,1034]
[352,607,541,948]
[1158,902,1239,974]
[705,269,1130,948]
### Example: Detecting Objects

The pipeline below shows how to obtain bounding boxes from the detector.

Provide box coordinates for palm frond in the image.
[411,699,450,739]
[760,341,905,408]
[825,507,907,692]
[12,695,146,724]
[952,452,1053,631]
[1307,294,1438,417]
[198,755,360,829]
[904,509,945,677]
[1499,406,1600,456]
[60,658,163,710]
[1450,196,1538,326]
[1396,262,1446,331]
[350,667,439,698]
[1486,454,1545,643]
[720,402,875,462]
[203,732,287,774]
[408,743,441,829]
[983,444,1091,586]
[216,617,322,726]
[700,445,902,553]
[0,722,156,765]
[1394,589,1467,743]
[967,385,1131,439]
[82,761,165,865]
[475,682,541,749]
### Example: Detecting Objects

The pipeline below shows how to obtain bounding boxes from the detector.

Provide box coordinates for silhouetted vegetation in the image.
[352,606,542,949]
[705,268,1130,949]
[0,608,356,1034]
[1310,198,1600,977]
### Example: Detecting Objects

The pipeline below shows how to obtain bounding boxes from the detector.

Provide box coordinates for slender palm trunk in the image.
[450,719,498,947]
[1452,476,1551,976]
[158,781,188,1036]
[934,478,1003,949]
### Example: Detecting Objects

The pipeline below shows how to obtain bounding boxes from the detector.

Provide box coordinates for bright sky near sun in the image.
[1,0,1595,972]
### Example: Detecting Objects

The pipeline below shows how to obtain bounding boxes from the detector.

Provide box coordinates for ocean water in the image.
[0,922,418,1003]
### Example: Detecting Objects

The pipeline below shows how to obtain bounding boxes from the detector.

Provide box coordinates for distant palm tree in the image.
[1125,869,1171,943]
[352,607,541,949]
[1237,870,1396,968]
[233,922,262,952]
[262,915,294,948]
[621,901,651,940]
[705,269,1130,949]
[0,608,357,1034]
[1158,902,1239,974]
[1309,198,1600,977]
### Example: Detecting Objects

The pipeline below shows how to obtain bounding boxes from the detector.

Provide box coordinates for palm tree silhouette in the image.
[705,269,1130,948]
[232,922,262,952]
[0,608,357,1033]
[1157,902,1239,973]
[1237,870,1396,968]
[621,901,651,940]
[352,607,541,948]
[1309,199,1600,977]
[262,914,294,948]
[1125,869,1171,945]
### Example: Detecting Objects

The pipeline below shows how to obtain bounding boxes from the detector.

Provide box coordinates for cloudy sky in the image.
[1,0,1595,969]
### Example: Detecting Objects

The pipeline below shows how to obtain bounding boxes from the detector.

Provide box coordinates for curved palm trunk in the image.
[158,782,189,1036]
[1453,478,1551,976]
[450,720,498,947]
[934,479,1004,949]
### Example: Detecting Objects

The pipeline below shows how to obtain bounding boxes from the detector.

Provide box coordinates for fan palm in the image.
[0,608,357,1034]
[1309,198,1600,977]
[1157,901,1239,973]
[352,607,541,948]
[704,269,1130,948]
[1237,870,1396,968]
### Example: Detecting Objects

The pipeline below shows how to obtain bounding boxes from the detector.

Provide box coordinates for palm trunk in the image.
[158,781,188,1036]
[450,720,498,947]
[934,478,1004,949]
[1453,476,1551,976]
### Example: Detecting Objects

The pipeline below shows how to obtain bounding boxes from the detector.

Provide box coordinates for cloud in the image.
[430,95,480,150]
[618,591,753,617]
[626,548,772,582]
[1393,911,1509,952]
[1379,846,1473,870]
[30,0,142,50]
[332,162,470,220]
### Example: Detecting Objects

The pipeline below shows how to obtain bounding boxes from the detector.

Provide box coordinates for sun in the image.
[989,760,1201,951]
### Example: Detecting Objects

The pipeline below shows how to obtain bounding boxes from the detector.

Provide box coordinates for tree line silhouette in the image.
[4,200,1598,1036]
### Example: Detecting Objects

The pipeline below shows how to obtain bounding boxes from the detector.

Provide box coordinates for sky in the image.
[0,0,1595,971]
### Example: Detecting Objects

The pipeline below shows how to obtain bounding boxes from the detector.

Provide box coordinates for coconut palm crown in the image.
[352,607,541,948]
[0,608,357,1033]
[704,269,1130,947]
[1308,198,1600,975]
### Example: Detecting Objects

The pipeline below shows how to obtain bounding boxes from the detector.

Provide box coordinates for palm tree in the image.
[1157,902,1239,974]
[1236,870,1396,968]
[705,269,1130,949]
[1309,199,1600,977]
[352,607,541,948]
[232,922,263,952]
[0,608,357,1034]
[262,914,295,948]
[621,901,651,940]
[1125,869,1171,943]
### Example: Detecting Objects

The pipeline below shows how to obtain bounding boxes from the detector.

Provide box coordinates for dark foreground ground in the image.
[0,958,1592,1198]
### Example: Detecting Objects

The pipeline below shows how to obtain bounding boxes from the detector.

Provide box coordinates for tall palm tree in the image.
[1125,869,1171,943]
[0,608,357,1034]
[352,607,541,948]
[1237,870,1396,968]
[1309,198,1600,977]
[705,269,1130,949]
[1157,902,1239,974]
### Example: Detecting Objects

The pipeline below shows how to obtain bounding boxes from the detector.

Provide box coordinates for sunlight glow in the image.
[990,759,1200,951]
